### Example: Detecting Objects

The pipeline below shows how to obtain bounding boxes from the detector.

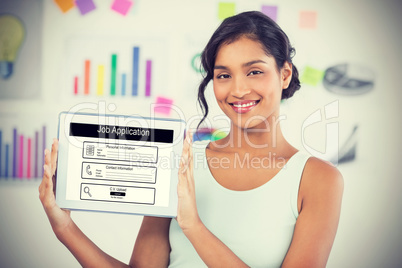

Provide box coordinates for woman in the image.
[39,11,343,267]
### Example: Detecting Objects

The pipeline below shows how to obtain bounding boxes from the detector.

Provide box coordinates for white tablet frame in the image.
[56,112,185,218]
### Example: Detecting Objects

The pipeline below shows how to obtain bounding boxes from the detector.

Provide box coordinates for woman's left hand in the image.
[176,131,202,234]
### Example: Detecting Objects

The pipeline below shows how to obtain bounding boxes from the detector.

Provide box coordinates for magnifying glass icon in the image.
[84,186,92,197]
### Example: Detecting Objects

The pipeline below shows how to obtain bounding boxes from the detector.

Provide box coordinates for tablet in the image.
[56,112,186,217]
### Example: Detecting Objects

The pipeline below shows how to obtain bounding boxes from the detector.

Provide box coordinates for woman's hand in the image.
[177,131,202,234]
[38,138,72,238]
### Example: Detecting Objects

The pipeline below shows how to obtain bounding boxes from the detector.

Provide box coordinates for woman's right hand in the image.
[39,138,72,238]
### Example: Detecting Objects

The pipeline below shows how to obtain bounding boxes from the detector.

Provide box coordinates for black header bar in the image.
[69,123,174,143]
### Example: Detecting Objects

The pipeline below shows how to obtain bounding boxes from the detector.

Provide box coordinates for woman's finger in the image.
[43,149,52,183]
[40,149,55,201]
[185,132,193,180]
[188,133,194,188]
[180,135,190,174]
[51,139,59,176]
[44,148,51,167]
[39,164,54,207]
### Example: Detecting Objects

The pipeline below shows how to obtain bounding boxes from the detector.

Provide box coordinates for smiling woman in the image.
[167,11,343,268]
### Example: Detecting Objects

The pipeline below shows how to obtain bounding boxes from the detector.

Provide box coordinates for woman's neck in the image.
[213,114,291,156]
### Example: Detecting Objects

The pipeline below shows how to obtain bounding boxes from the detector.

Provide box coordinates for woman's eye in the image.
[217,74,231,79]
[248,70,262,76]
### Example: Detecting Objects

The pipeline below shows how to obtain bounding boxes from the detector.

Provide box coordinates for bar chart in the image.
[0,125,47,179]
[65,37,168,98]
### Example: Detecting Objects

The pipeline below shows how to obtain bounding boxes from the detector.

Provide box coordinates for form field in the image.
[81,162,156,184]
[83,142,158,163]
[80,183,155,205]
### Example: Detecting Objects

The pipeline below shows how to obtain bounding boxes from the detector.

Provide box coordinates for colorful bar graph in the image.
[70,44,158,98]
[111,54,117,96]
[121,73,126,96]
[84,60,91,95]
[97,65,104,96]
[132,46,139,96]
[145,60,152,97]
[0,126,46,179]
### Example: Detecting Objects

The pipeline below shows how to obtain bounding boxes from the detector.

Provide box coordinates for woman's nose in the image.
[231,76,251,98]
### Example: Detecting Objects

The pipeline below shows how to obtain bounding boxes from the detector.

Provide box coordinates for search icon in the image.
[84,186,92,197]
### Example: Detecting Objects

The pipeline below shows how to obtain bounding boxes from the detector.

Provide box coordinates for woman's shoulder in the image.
[301,156,344,199]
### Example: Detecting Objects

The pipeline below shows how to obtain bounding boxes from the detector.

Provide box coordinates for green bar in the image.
[111,54,117,96]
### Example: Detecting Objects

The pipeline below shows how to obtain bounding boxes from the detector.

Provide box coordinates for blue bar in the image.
[122,73,126,96]
[13,128,16,178]
[5,144,9,179]
[132,46,139,96]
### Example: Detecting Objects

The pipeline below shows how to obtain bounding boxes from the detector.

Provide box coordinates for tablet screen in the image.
[56,112,185,217]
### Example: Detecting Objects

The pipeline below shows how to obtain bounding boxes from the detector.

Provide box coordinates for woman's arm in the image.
[39,139,129,267]
[129,216,171,267]
[281,157,344,268]
[176,133,249,267]
[178,134,343,267]
[40,139,172,268]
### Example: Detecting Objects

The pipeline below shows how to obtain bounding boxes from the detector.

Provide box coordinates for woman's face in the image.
[213,36,292,130]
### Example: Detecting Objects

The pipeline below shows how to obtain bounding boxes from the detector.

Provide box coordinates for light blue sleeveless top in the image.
[169,140,311,267]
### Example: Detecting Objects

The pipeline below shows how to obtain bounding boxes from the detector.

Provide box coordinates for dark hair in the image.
[197,11,300,129]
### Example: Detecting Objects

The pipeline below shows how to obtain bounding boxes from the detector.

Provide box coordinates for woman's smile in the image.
[229,100,261,114]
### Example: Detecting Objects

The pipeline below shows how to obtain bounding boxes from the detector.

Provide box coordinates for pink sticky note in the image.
[75,0,96,15]
[299,11,317,29]
[154,96,174,116]
[261,5,278,22]
[111,0,133,16]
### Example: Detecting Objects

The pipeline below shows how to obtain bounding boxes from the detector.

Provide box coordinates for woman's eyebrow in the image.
[214,65,228,70]
[214,60,267,70]
[242,60,266,67]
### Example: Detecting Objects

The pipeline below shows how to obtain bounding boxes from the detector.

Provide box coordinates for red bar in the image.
[74,76,79,95]
[84,60,91,95]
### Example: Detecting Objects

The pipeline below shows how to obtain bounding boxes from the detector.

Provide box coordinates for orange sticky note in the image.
[299,11,317,29]
[54,0,75,13]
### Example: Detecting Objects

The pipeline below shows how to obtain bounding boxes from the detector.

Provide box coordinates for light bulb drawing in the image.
[0,14,25,79]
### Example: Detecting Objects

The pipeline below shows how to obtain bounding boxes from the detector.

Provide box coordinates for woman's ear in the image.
[281,62,293,89]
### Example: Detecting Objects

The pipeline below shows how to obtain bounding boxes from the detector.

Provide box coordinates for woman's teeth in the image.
[232,101,257,108]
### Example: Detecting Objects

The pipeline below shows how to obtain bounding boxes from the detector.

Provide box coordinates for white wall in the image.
[0,0,401,267]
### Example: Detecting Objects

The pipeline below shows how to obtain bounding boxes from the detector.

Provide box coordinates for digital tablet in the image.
[56,112,186,217]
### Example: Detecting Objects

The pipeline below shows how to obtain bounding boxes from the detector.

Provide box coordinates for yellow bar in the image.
[97,65,104,96]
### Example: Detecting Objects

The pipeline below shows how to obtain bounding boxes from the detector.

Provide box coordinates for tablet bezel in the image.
[56,112,186,218]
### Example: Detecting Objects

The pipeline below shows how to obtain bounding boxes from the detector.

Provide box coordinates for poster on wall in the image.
[0,0,42,99]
